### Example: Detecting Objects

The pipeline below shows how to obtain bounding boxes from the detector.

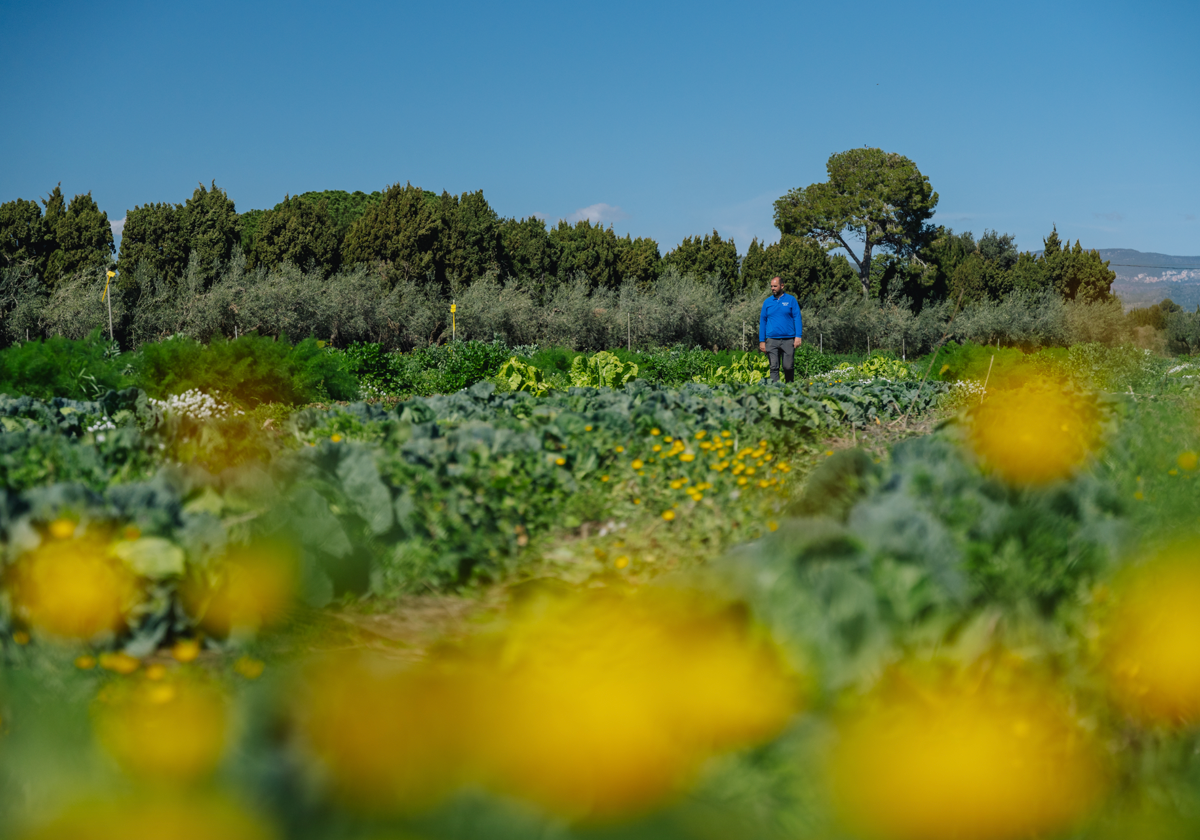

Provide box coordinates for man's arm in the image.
[759,300,768,352]
[793,298,802,348]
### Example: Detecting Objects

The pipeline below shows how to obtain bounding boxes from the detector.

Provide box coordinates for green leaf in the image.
[114,537,186,579]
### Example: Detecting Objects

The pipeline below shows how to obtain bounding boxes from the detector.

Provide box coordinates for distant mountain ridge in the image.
[1089,248,1200,310]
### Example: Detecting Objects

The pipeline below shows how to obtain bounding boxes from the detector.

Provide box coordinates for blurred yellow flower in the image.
[474,588,800,820]
[234,656,265,679]
[11,535,138,640]
[555,457,566,466]
[631,459,644,469]
[93,671,230,783]
[679,452,695,462]
[184,541,297,635]
[172,638,201,663]
[614,555,629,569]
[295,654,474,812]
[22,793,276,840]
[615,445,624,453]
[48,518,76,540]
[661,510,676,521]
[966,378,1100,485]
[99,651,140,674]
[75,655,97,670]
[830,663,1104,840]
[1103,547,1200,725]
[1178,451,1198,471]
[650,428,660,436]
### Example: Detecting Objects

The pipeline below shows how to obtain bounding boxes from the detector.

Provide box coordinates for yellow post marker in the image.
[451,302,456,342]
[103,269,116,341]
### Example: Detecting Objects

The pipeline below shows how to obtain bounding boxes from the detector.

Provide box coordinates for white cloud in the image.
[110,217,126,236]
[567,203,628,225]
[531,211,547,221]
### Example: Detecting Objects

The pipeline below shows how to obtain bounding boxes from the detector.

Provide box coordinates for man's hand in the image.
[793,337,802,348]
[758,341,766,353]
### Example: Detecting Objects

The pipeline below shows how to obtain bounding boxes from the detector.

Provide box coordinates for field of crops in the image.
[3,334,1200,839]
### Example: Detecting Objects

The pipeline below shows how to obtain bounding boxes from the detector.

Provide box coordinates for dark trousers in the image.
[764,338,795,383]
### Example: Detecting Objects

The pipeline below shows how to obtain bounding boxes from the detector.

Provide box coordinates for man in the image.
[758,276,802,383]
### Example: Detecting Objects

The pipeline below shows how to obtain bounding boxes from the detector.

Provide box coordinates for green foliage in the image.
[341,182,441,285]
[41,188,115,285]
[569,350,639,387]
[181,182,240,287]
[741,235,855,300]
[850,354,914,380]
[0,197,50,277]
[692,352,768,385]
[616,234,662,288]
[1040,227,1116,302]
[549,219,624,290]
[775,148,939,296]
[662,230,739,296]
[436,189,504,284]
[116,201,190,289]
[293,189,383,234]
[131,334,358,407]
[250,194,340,274]
[0,331,128,400]
[499,216,559,298]
[497,356,552,396]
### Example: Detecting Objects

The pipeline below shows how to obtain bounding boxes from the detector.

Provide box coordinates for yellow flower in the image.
[1178,451,1198,471]
[737,477,748,486]
[633,498,641,505]
[13,630,30,645]
[585,425,593,432]
[652,444,662,453]
[555,457,566,465]
[720,430,731,438]
[99,651,141,674]
[330,434,343,443]
[12,535,137,640]
[679,452,695,462]
[1102,547,1200,725]
[650,428,661,436]
[93,671,230,783]
[295,653,476,812]
[234,655,265,679]
[631,459,644,469]
[48,518,77,540]
[830,663,1105,840]
[183,540,297,635]
[614,555,630,570]
[600,475,609,482]
[664,436,673,443]
[75,654,97,670]
[172,638,201,663]
[695,430,706,439]
[145,663,167,681]
[474,589,800,820]
[767,520,779,532]
[661,510,676,521]
[966,378,1100,485]
[615,445,624,453]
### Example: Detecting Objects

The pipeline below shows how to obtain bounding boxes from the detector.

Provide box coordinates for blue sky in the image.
[2,0,1198,259]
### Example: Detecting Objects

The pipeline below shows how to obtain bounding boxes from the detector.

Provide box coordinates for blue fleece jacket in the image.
[759,293,802,341]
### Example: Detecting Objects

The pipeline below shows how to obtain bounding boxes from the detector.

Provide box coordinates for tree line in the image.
[0,148,1118,348]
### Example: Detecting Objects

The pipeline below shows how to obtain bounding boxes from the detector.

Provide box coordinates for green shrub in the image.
[0,330,129,400]
[568,351,639,388]
[131,334,358,407]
